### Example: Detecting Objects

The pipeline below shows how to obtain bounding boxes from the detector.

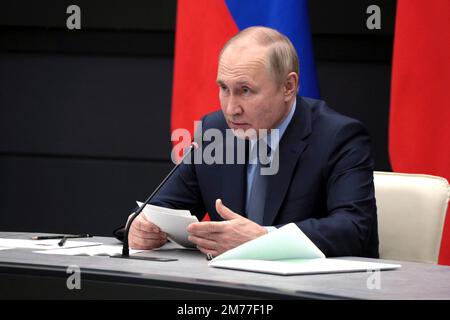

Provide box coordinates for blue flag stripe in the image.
[224,0,320,98]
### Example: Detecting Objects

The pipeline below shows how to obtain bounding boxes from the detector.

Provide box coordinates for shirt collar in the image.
[249,97,297,154]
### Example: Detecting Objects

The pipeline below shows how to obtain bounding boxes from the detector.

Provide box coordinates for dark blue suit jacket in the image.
[151,97,379,258]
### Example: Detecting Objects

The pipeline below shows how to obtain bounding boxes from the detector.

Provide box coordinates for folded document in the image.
[137,201,198,248]
[209,223,401,275]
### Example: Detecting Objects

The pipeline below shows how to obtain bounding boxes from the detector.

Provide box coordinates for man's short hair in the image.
[220,26,299,87]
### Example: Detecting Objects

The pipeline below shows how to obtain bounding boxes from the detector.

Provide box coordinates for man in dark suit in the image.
[128,26,379,258]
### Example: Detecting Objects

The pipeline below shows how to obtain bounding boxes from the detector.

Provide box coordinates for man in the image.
[128,26,379,259]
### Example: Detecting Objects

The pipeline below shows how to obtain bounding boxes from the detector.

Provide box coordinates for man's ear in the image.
[284,72,299,101]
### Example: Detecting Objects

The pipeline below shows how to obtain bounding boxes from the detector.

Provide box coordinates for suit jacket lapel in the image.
[263,97,312,225]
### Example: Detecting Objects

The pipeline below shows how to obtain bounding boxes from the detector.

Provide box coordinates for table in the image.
[1,232,450,299]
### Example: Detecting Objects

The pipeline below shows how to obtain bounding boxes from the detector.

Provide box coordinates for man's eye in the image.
[242,87,251,94]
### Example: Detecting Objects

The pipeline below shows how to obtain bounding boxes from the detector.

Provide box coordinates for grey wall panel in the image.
[0,53,173,160]
[316,61,392,171]
[1,0,176,30]
[0,0,396,234]
[0,156,174,235]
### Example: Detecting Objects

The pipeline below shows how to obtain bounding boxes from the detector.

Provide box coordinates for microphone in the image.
[113,141,199,260]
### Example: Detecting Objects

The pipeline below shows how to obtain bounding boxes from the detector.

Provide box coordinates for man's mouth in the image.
[230,121,250,127]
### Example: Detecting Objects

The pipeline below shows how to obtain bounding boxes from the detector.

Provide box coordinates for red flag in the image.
[171,0,238,137]
[389,0,450,264]
[171,1,238,221]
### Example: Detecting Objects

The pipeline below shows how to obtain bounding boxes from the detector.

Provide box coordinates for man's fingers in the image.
[129,237,166,250]
[188,234,216,249]
[196,245,218,258]
[187,229,217,239]
[133,216,160,233]
[215,199,239,220]
[187,221,222,234]
[130,225,167,240]
[126,212,168,250]
[129,225,167,250]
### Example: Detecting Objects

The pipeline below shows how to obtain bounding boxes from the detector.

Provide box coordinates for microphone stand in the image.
[113,142,197,260]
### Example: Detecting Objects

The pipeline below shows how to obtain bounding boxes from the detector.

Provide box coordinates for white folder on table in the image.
[209,223,401,275]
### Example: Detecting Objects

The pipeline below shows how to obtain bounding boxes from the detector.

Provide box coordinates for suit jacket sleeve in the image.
[149,159,207,221]
[293,121,377,257]
[148,117,208,221]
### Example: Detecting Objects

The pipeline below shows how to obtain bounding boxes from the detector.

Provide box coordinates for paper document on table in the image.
[210,258,402,276]
[34,244,144,256]
[0,238,102,250]
[136,201,198,248]
[209,223,401,275]
[34,237,194,256]
[211,223,325,262]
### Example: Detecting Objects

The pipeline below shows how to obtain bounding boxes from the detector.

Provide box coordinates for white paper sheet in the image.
[137,201,198,248]
[0,238,102,250]
[34,244,144,256]
[210,258,401,275]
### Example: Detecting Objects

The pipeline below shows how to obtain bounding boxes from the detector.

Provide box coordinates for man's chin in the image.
[231,128,258,140]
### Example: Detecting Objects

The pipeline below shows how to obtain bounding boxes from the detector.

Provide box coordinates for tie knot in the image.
[249,139,271,167]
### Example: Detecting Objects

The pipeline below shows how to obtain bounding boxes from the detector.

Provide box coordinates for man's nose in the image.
[224,95,243,116]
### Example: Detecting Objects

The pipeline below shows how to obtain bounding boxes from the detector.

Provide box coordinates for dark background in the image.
[0,0,396,236]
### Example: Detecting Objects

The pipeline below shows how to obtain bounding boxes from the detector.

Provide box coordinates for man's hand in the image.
[187,199,268,258]
[128,213,167,250]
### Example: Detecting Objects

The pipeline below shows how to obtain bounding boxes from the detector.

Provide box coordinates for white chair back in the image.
[374,171,449,263]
